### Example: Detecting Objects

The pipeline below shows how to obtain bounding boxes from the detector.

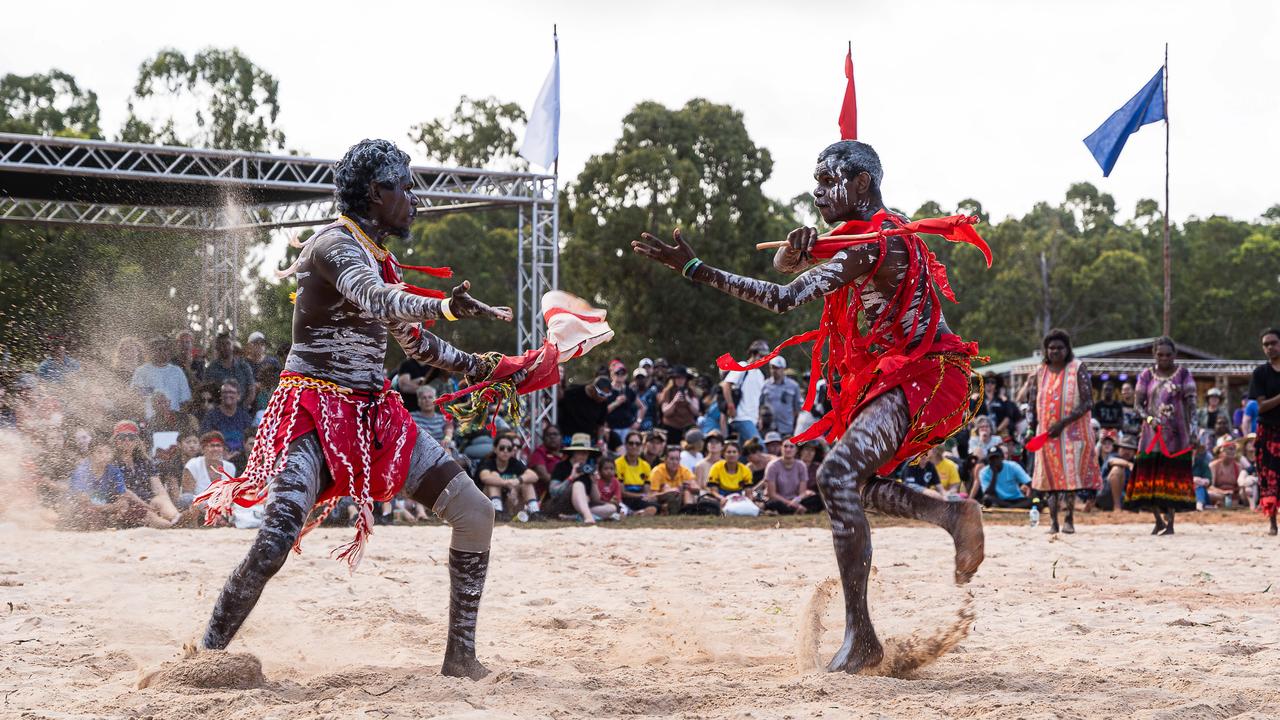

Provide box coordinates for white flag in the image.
[519,32,560,170]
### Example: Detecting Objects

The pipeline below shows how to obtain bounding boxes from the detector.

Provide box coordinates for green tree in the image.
[0,69,101,138]
[120,47,285,151]
[409,96,527,169]
[562,99,814,374]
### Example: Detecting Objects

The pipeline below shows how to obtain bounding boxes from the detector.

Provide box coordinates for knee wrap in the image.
[433,472,495,553]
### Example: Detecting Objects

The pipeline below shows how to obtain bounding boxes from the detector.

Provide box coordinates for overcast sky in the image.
[4,0,1277,225]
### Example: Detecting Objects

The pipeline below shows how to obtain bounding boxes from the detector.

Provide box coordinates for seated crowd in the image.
[1,333,1262,530]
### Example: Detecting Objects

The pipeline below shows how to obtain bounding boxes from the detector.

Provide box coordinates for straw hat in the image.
[1212,435,1237,455]
[563,433,599,454]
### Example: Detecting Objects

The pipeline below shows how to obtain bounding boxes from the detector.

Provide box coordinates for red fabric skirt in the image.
[792,334,979,475]
[196,372,418,570]
[1258,423,1280,517]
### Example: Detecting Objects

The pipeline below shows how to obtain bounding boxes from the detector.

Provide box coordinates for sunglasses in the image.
[626,440,642,446]
[497,445,514,451]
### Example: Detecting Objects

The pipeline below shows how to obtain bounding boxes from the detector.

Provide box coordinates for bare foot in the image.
[947,500,985,585]
[826,630,885,674]
[441,654,490,680]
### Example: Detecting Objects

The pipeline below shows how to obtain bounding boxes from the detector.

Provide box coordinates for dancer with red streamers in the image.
[632,140,991,674]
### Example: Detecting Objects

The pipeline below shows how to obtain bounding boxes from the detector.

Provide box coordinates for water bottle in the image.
[515,510,529,523]
[1029,499,1041,528]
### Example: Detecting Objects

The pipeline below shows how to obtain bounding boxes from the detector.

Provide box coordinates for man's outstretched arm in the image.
[632,228,877,315]
[387,321,484,377]
[312,232,512,325]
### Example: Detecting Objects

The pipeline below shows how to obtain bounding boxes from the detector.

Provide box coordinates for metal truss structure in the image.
[0,132,560,434]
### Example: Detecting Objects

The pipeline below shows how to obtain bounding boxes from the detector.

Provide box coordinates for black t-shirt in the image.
[396,359,446,412]
[606,385,638,429]
[1249,364,1280,428]
[558,384,608,437]
[477,456,528,479]
[1092,400,1124,429]
[902,462,939,487]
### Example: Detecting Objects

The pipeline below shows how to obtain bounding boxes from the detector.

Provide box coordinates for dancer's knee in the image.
[434,472,494,553]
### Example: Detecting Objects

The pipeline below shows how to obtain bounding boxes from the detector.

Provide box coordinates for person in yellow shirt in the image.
[708,443,758,515]
[649,445,695,513]
[615,433,656,514]
[932,446,964,499]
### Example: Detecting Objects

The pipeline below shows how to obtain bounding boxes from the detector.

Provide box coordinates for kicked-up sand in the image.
[2,515,1279,719]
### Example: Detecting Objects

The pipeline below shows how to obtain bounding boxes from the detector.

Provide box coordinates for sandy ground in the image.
[3,517,1280,720]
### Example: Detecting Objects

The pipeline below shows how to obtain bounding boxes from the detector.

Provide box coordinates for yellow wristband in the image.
[440,298,458,322]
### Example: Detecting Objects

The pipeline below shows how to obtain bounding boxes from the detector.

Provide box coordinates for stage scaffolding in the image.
[0,132,560,434]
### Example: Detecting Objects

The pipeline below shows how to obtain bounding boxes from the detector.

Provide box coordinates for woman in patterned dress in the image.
[1017,329,1103,534]
[1123,337,1197,534]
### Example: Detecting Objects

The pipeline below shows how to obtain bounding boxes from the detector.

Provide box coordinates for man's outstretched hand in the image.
[449,280,512,321]
[632,228,696,273]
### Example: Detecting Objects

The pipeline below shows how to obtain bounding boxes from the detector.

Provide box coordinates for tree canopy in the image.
[119,47,285,151]
[0,69,102,138]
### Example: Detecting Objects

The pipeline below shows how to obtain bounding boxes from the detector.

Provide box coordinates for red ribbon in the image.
[718,211,990,446]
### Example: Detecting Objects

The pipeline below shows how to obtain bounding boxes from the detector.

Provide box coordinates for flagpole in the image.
[1162,43,1171,337]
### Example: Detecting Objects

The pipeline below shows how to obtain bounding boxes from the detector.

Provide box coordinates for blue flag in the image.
[1083,66,1165,177]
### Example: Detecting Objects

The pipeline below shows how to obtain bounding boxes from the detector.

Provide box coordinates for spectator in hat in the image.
[558,371,612,440]
[130,336,192,420]
[761,355,803,437]
[641,429,667,467]
[680,429,706,472]
[112,420,181,523]
[63,429,170,530]
[202,332,254,412]
[1203,435,1245,508]
[658,365,700,444]
[243,331,281,410]
[976,446,1033,508]
[763,431,784,457]
[174,431,236,526]
[605,359,646,443]
[547,434,622,522]
[720,339,769,443]
[1194,387,1226,433]
[631,365,659,432]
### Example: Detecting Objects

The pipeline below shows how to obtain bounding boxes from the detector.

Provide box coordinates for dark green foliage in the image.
[0,69,102,138]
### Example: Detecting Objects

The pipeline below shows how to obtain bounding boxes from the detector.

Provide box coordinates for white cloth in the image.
[184,456,236,497]
[231,502,266,529]
[680,450,704,473]
[722,494,761,517]
[723,368,765,424]
[130,362,192,416]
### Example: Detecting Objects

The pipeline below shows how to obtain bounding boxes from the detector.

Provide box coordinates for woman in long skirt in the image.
[1123,337,1197,534]
[1017,329,1103,534]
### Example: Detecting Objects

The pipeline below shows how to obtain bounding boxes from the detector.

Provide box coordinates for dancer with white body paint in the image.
[196,139,508,680]
[632,140,991,673]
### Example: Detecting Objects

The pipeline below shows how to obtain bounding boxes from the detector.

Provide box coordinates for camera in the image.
[579,458,597,476]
